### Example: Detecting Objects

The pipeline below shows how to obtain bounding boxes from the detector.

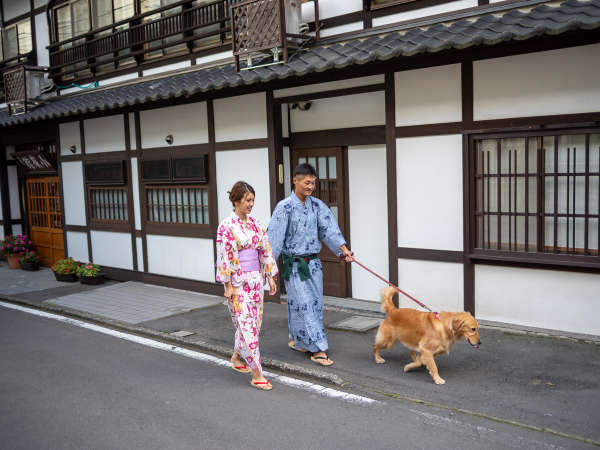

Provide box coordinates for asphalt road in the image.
[0,306,590,450]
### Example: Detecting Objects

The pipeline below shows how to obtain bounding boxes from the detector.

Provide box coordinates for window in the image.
[141,0,187,59]
[472,129,600,261]
[89,186,129,224]
[1,19,32,61]
[141,154,211,234]
[146,185,209,224]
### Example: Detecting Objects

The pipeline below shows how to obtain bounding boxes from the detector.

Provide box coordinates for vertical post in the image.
[134,111,149,273]
[385,72,398,305]
[0,144,13,237]
[266,89,283,301]
[462,60,475,315]
[80,120,93,262]
[207,99,219,281]
[124,113,138,271]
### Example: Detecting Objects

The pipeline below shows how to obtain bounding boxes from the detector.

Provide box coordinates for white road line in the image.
[0,301,378,405]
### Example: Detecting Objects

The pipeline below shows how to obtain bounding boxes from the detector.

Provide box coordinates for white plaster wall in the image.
[34,0,47,8]
[216,148,271,226]
[475,265,600,336]
[348,145,389,302]
[3,0,29,21]
[398,259,464,312]
[373,0,477,26]
[61,161,87,226]
[59,122,81,155]
[7,166,20,220]
[319,22,363,38]
[140,102,208,148]
[66,231,89,262]
[35,13,50,68]
[395,64,462,126]
[474,44,600,120]
[128,112,136,149]
[146,235,214,282]
[84,115,126,153]
[397,135,463,251]
[131,157,141,230]
[283,146,291,197]
[275,75,383,98]
[195,51,232,66]
[98,73,138,87]
[214,93,267,142]
[281,105,289,138]
[302,0,362,21]
[142,60,191,77]
[90,231,133,269]
[136,237,144,272]
[291,91,385,132]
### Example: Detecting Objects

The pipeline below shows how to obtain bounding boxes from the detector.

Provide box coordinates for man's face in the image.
[293,174,316,198]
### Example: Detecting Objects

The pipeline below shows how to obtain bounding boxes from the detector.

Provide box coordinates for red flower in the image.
[64,269,68,273]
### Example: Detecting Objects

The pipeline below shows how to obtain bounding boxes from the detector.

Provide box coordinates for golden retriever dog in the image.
[373,286,481,385]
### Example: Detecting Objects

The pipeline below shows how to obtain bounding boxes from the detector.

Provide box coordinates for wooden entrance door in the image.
[26,177,64,266]
[293,148,348,298]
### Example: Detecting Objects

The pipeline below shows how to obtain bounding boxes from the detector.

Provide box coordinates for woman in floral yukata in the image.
[216,181,278,391]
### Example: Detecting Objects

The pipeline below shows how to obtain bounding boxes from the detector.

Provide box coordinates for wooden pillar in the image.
[0,145,12,237]
[462,60,475,315]
[385,72,398,306]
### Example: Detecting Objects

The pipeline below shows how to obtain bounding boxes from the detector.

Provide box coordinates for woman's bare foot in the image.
[251,369,272,390]
[231,353,250,373]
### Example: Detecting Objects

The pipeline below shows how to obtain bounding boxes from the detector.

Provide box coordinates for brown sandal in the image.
[310,354,334,366]
[288,340,308,353]
[232,363,251,374]
[250,380,273,391]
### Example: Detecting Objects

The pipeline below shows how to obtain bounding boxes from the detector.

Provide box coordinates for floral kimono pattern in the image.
[216,213,278,371]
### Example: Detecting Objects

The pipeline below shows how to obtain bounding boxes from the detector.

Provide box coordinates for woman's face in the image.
[235,192,255,215]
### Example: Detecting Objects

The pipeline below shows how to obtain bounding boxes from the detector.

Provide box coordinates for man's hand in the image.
[340,245,354,263]
[268,277,278,296]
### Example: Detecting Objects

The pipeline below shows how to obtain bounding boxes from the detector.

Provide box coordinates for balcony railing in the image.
[49,0,237,80]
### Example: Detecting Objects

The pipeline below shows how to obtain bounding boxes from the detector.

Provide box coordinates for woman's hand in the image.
[224,282,234,301]
[268,277,277,296]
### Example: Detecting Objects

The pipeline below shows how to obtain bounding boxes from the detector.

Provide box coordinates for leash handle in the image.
[352,257,435,314]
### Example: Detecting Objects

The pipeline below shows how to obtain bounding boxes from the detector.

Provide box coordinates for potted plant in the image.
[76,263,104,285]
[50,257,80,282]
[1,234,33,269]
[19,250,41,271]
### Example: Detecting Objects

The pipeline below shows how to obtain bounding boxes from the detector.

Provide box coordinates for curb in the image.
[0,295,346,387]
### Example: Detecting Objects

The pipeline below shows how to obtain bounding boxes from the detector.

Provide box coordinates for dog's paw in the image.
[374,357,386,364]
[433,377,446,385]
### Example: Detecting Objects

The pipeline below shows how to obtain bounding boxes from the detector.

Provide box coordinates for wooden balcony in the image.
[48,0,237,81]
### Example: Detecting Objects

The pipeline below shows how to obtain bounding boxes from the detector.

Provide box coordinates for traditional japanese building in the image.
[1,0,599,335]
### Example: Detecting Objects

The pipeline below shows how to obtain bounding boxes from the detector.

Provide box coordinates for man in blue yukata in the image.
[267,163,353,366]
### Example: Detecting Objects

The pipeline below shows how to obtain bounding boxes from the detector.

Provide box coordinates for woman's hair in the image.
[228,181,255,206]
[293,163,317,178]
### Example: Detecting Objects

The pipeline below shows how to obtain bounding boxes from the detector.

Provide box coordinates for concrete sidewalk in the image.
[1,264,599,446]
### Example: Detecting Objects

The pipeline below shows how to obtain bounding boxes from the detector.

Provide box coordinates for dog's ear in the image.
[452,317,465,331]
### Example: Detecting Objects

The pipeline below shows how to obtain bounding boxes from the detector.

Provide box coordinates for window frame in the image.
[88,184,131,231]
[1,18,33,62]
[467,125,600,271]
[140,148,212,238]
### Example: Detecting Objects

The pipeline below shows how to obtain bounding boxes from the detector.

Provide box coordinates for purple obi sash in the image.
[238,248,260,272]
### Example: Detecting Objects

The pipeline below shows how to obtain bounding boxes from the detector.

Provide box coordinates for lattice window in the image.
[146,185,209,224]
[26,178,63,229]
[473,130,600,257]
[89,186,129,223]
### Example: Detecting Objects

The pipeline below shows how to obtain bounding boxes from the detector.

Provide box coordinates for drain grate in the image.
[328,316,382,332]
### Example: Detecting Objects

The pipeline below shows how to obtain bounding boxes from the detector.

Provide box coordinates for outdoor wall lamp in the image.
[69,145,77,153]
[291,101,312,111]
[165,134,174,145]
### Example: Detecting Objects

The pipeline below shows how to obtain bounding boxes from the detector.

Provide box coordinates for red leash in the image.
[352,257,440,319]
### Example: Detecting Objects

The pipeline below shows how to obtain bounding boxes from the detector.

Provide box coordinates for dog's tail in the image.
[381,286,397,315]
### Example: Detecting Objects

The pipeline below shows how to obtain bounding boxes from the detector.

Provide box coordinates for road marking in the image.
[0,301,377,405]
